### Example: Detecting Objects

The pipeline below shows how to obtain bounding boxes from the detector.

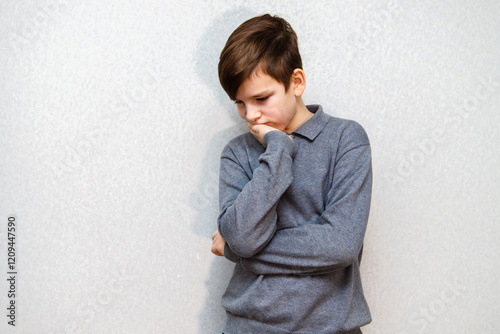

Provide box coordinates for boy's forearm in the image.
[239,144,372,275]
[218,131,295,258]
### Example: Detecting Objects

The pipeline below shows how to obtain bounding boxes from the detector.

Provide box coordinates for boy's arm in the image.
[239,127,372,275]
[218,130,295,258]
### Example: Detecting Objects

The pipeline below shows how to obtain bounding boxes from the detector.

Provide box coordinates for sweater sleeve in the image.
[218,131,295,258]
[239,127,372,275]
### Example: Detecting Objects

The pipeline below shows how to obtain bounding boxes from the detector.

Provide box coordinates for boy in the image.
[211,14,372,334]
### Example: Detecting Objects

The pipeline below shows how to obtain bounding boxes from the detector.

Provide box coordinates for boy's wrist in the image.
[263,130,295,156]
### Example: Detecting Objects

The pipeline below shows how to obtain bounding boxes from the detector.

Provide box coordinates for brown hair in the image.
[218,14,303,100]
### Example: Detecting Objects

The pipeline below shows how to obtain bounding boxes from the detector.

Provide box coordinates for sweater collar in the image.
[290,104,330,141]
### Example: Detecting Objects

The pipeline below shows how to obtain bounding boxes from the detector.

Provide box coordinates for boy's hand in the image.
[247,122,294,146]
[211,230,226,256]
[247,122,279,146]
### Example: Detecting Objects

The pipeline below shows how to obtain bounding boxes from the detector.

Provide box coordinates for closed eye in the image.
[256,96,268,101]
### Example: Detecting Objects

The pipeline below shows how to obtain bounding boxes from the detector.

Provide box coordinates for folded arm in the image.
[218,131,295,258]
[240,128,372,275]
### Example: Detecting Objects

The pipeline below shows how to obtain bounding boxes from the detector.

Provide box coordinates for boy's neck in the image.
[285,97,313,134]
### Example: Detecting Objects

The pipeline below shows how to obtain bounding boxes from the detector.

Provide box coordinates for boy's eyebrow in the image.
[250,90,272,98]
[236,90,273,101]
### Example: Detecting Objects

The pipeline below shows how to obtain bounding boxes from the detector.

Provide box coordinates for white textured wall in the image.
[1,1,499,333]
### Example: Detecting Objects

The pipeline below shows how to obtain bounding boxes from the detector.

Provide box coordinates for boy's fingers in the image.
[247,123,279,141]
[211,230,225,256]
[211,241,224,256]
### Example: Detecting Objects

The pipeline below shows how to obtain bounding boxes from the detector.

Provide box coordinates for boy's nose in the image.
[245,106,261,123]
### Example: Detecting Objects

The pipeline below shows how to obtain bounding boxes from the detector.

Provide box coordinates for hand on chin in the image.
[247,121,280,146]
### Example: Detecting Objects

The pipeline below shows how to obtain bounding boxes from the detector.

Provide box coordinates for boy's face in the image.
[234,69,299,134]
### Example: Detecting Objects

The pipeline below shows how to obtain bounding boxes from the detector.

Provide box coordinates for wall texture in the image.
[1,1,499,333]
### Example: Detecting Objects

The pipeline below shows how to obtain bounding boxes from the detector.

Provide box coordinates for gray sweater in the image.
[218,105,372,333]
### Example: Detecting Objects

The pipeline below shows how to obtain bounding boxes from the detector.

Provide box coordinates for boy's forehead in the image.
[235,70,279,99]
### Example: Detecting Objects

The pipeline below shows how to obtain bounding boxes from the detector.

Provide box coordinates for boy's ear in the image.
[291,68,306,97]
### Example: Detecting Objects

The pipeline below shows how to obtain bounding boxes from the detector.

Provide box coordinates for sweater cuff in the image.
[224,243,240,263]
[263,130,295,156]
